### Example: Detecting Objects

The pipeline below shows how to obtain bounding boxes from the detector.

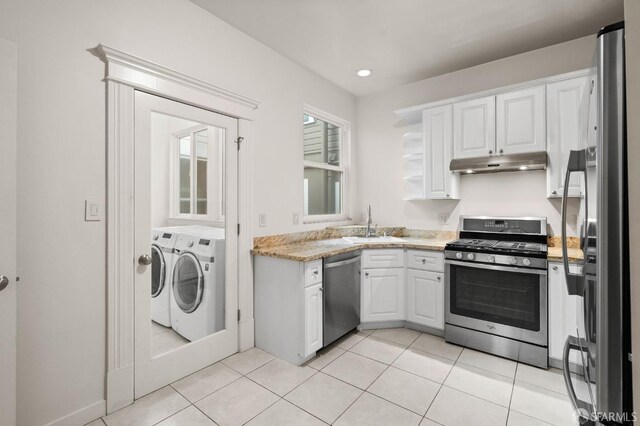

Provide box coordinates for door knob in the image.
[0,275,8,292]
[138,254,152,266]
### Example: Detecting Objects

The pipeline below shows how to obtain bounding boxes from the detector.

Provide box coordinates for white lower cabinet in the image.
[304,283,323,356]
[406,269,444,330]
[362,267,405,322]
[548,262,584,365]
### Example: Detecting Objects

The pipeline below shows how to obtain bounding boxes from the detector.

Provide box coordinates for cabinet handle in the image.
[421,259,426,264]
[364,272,369,277]
[552,190,557,195]
[488,149,493,154]
[437,276,441,281]
[553,266,558,271]
[319,287,323,292]
[313,269,319,275]
[499,149,504,154]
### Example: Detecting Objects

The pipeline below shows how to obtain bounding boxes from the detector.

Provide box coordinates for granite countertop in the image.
[251,237,450,262]
[251,228,584,263]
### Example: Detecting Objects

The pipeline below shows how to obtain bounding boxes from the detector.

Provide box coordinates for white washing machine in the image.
[170,229,226,341]
[151,228,179,327]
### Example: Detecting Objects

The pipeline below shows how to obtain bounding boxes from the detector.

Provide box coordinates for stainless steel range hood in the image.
[450,151,548,174]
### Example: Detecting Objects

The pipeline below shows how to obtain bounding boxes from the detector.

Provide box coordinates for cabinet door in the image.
[423,105,459,199]
[546,77,587,198]
[453,96,495,159]
[304,283,323,356]
[496,86,546,155]
[361,268,404,322]
[548,263,584,365]
[406,269,443,330]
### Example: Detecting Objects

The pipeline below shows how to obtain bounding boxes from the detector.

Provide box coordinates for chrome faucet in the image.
[365,205,377,237]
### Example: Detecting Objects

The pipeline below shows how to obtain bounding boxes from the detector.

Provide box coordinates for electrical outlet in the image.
[438,213,449,225]
[259,213,267,227]
[292,212,299,225]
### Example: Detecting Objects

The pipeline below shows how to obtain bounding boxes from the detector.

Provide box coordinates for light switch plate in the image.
[259,213,267,227]
[85,200,103,222]
[438,213,449,225]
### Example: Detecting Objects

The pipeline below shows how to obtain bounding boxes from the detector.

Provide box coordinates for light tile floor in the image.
[91,328,579,426]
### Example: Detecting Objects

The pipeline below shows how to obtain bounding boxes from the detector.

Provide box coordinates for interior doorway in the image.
[134,91,239,398]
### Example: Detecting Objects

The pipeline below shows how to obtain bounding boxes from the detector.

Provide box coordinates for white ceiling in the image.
[190,0,624,96]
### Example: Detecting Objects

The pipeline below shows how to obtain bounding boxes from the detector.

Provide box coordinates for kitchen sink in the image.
[342,236,404,244]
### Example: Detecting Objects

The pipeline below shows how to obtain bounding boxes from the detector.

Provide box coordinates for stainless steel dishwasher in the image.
[323,251,361,347]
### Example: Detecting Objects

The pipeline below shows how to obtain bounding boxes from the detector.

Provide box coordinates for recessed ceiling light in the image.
[357,69,372,77]
[519,165,528,171]
[466,169,474,174]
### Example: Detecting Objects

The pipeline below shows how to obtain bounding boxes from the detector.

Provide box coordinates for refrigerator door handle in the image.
[563,335,595,422]
[561,149,588,296]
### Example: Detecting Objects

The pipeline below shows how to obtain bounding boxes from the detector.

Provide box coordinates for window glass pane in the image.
[304,167,341,215]
[303,114,340,166]
[179,136,191,214]
[195,129,208,215]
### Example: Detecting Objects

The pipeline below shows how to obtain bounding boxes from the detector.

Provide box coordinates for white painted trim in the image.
[44,400,106,426]
[394,68,590,124]
[99,45,257,413]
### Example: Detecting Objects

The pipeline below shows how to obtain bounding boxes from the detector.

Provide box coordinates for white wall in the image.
[0,0,356,424]
[356,36,596,236]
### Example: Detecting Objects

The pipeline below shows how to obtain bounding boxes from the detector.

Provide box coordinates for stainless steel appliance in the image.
[323,251,361,347]
[444,216,549,368]
[561,21,632,424]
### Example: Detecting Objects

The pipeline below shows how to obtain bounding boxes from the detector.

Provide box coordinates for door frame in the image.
[95,45,259,414]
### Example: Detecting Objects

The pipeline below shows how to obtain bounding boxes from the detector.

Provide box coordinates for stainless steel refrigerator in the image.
[561,21,633,424]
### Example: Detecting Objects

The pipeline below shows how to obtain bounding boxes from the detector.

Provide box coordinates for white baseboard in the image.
[44,400,105,426]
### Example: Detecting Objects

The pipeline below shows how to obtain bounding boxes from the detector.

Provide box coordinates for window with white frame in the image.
[303,108,349,220]
[172,125,225,221]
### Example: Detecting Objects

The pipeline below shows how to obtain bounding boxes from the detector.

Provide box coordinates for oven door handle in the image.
[561,149,587,296]
[445,260,547,275]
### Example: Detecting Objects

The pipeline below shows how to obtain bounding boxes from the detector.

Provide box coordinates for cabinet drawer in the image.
[304,260,322,287]
[406,250,444,272]
[361,249,404,269]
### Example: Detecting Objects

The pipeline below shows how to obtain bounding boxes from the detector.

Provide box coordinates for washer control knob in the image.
[188,240,194,248]
[456,252,463,259]
[487,255,496,263]
[466,253,475,260]
[523,258,531,266]
[509,256,517,265]
[153,234,159,241]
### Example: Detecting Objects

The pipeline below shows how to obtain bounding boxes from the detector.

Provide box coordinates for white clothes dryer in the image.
[170,231,225,341]
[151,229,179,327]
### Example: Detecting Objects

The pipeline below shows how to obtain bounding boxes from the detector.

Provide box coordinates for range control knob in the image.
[466,253,475,260]
[456,252,463,259]
[509,256,517,265]
[522,258,531,266]
[188,240,194,248]
[153,234,159,241]
[487,255,496,263]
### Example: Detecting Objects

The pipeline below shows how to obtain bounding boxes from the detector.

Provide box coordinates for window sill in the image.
[303,217,353,225]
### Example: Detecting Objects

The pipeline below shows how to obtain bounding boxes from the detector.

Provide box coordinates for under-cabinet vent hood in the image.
[450,151,548,174]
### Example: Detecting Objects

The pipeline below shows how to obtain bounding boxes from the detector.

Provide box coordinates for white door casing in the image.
[496,86,546,155]
[96,45,259,413]
[0,37,17,426]
[134,92,239,397]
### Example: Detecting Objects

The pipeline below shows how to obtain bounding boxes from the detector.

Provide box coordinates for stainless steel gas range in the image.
[444,216,549,368]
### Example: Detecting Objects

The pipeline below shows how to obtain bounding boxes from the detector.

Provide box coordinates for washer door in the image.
[151,244,165,298]
[173,253,204,313]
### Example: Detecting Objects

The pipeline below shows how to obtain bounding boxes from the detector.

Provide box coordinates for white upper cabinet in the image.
[453,96,496,159]
[496,86,546,155]
[546,77,588,198]
[423,105,459,199]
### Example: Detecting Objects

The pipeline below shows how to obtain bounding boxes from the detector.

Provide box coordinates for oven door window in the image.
[450,264,540,331]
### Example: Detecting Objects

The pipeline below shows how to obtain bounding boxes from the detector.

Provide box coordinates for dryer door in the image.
[151,244,166,298]
[173,253,204,313]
